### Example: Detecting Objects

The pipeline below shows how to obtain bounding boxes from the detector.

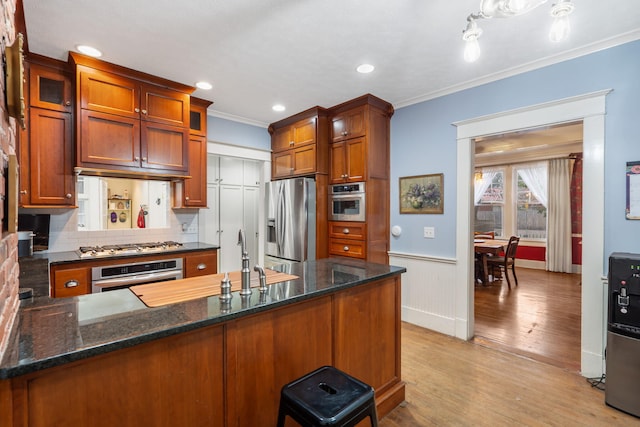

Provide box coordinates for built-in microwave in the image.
[330,182,366,222]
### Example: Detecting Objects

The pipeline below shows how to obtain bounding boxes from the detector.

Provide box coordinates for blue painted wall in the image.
[390,39,640,263]
[207,115,270,150]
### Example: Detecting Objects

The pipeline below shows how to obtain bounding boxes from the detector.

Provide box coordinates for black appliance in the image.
[606,252,640,417]
[18,214,50,251]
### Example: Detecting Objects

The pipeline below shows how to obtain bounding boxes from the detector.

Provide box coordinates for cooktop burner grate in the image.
[77,241,184,257]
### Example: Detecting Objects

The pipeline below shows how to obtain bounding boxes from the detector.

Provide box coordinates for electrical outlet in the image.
[423,226,435,239]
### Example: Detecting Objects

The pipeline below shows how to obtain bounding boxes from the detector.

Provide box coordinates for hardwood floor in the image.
[379,323,639,426]
[473,267,582,372]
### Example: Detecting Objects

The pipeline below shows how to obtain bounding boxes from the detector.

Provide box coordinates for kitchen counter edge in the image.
[1,258,405,379]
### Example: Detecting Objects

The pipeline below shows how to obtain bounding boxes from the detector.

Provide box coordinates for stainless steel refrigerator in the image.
[265,177,316,264]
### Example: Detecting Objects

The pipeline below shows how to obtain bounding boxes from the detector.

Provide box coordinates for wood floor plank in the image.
[473,267,582,372]
[379,323,639,426]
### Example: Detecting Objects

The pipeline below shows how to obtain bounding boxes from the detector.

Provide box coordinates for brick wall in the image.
[0,0,20,359]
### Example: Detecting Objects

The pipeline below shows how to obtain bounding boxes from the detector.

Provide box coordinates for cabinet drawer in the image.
[328,222,366,240]
[185,251,218,277]
[328,238,366,259]
[52,267,91,297]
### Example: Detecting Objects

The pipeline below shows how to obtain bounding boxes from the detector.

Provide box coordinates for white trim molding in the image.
[453,90,611,378]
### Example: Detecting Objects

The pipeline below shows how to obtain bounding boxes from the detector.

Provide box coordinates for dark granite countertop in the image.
[1,258,405,379]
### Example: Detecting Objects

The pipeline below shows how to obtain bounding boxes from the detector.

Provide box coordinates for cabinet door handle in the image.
[64,101,71,106]
[342,131,348,136]
[142,157,147,162]
[134,108,140,113]
[343,228,350,234]
[134,156,140,161]
[141,109,147,115]
[19,190,27,195]
[289,141,294,146]
[197,263,207,270]
[343,246,350,252]
[64,280,79,288]
[65,193,72,199]
[185,196,190,201]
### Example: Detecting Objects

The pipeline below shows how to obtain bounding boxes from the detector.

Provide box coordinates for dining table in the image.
[474,239,506,284]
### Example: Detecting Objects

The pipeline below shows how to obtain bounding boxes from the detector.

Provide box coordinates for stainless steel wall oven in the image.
[330,182,366,222]
[91,258,183,293]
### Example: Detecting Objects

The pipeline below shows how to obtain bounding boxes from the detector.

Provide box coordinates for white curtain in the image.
[518,164,548,207]
[547,158,573,272]
[473,170,497,205]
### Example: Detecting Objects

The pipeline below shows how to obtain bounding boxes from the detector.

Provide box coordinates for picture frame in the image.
[399,173,444,214]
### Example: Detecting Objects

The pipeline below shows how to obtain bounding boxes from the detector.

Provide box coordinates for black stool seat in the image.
[277,365,378,427]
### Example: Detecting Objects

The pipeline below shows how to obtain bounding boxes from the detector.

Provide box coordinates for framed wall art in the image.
[399,173,443,214]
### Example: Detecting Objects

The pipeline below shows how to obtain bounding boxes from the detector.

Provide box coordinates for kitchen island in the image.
[0,258,405,427]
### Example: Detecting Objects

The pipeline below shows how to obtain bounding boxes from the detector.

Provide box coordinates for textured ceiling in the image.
[21,0,640,127]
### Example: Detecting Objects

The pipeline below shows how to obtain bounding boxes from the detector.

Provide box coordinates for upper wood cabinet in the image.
[29,62,73,113]
[268,107,329,179]
[329,95,393,185]
[177,97,213,208]
[329,137,366,183]
[331,107,366,143]
[20,56,76,208]
[70,52,194,177]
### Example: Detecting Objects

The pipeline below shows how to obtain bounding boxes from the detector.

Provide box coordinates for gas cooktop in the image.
[77,241,184,258]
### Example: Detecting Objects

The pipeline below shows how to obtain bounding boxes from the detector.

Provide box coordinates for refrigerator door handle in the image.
[276,183,286,255]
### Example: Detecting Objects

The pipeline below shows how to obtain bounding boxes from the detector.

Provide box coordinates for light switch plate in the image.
[424,226,435,238]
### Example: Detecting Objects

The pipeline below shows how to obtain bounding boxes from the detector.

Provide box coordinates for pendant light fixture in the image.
[462,0,575,62]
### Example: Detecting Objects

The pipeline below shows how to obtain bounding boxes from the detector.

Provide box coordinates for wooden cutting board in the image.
[130,269,299,308]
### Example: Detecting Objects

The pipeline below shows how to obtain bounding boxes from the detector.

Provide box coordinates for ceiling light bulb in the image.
[195,81,213,90]
[76,45,102,57]
[549,0,574,42]
[356,64,375,74]
[462,19,482,63]
[272,104,285,112]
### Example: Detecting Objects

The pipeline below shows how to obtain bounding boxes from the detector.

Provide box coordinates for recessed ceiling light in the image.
[195,81,213,90]
[356,63,375,74]
[76,45,102,58]
[272,104,286,112]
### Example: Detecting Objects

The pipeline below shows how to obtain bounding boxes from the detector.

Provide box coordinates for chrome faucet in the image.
[238,229,252,295]
[254,265,267,293]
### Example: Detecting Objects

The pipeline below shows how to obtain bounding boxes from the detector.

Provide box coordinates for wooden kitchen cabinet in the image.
[70,53,193,176]
[19,56,76,208]
[184,250,218,277]
[268,107,329,179]
[331,106,366,143]
[328,222,367,259]
[28,62,73,113]
[179,97,213,208]
[271,116,317,152]
[328,94,394,263]
[51,266,91,298]
[272,143,317,179]
[329,136,366,183]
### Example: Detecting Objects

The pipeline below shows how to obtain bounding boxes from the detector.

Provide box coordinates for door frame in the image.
[453,90,610,377]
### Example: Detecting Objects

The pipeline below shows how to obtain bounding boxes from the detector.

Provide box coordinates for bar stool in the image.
[277,365,378,427]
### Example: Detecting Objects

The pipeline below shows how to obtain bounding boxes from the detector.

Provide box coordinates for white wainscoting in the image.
[389,252,458,336]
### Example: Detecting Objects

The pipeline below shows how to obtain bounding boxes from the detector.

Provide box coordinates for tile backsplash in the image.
[46,209,200,252]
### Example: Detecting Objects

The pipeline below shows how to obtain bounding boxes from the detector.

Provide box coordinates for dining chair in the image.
[486,236,520,289]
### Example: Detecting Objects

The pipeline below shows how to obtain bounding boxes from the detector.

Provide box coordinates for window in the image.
[515,165,547,239]
[474,162,548,241]
[474,169,504,237]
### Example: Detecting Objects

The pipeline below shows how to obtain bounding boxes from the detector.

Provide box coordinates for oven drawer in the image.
[328,238,366,259]
[185,251,218,277]
[328,221,366,240]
